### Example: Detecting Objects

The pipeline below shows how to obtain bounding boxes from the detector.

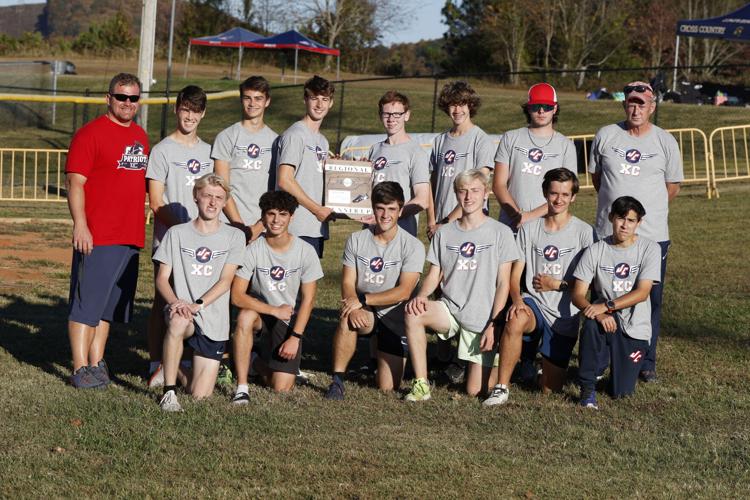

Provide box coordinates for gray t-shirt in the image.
[517,216,596,337]
[589,123,683,242]
[236,235,324,314]
[342,226,425,331]
[153,222,245,341]
[146,137,213,248]
[211,122,278,226]
[494,127,577,226]
[573,236,661,342]
[276,121,329,239]
[430,125,496,222]
[368,138,430,236]
[427,218,520,332]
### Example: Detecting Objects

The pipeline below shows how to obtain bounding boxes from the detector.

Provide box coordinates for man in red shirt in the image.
[65,73,149,388]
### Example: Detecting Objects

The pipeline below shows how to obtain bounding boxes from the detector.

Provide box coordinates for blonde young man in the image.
[405,169,519,401]
[155,174,245,412]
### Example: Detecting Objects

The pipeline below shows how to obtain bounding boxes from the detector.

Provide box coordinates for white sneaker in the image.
[148,364,164,388]
[296,368,310,385]
[159,390,183,412]
[231,391,250,405]
[482,384,509,407]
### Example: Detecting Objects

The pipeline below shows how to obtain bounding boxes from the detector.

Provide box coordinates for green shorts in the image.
[435,301,498,368]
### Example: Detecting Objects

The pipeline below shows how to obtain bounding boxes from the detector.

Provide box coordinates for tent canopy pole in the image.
[672,35,680,91]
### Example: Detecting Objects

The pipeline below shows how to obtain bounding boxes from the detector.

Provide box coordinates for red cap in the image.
[527,83,557,106]
[624,81,655,103]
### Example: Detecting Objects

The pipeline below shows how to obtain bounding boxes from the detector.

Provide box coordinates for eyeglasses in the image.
[110,93,140,103]
[380,111,406,119]
[623,85,653,95]
[528,104,555,112]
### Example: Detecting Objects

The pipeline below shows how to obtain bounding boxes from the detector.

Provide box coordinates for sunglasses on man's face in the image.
[528,103,555,113]
[110,93,140,103]
[623,85,652,95]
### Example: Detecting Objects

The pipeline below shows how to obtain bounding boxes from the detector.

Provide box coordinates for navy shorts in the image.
[187,326,227,361]
[258,315,302,374]
[523,298,578,368]
[299,236,324,258]
[68,245,139,327]
[374,318,407,358]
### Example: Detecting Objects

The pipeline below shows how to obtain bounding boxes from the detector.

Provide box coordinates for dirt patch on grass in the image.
[0,231,70,286]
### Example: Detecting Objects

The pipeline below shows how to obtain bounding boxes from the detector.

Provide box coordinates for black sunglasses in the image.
[110,93,140,103]
[528,103,555,112]
[623,85,652,95]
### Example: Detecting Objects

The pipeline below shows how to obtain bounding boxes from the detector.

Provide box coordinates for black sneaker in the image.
[89,359,111,387]
[639,370,657,383]
[70,366,104,389]
[324,380,345,400]
[231,391,250,405]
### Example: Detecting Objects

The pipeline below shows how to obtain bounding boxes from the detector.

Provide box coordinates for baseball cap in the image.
[623,81,654,103]
[527,83,557,106]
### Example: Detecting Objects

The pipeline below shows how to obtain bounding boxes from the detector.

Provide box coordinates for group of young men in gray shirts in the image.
[66,73,682,412]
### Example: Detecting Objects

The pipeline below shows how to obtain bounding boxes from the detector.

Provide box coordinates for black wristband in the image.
[357,292,367,306]
[289,332,303,339]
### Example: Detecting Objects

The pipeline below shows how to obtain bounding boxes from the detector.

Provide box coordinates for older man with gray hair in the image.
[588,81,683,382]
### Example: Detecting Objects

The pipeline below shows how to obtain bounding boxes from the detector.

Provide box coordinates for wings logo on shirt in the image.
[180,246,229,263]
[176,159,211,175]
[356,255,399,273]
[612,147,657,164]
[235,144,272,158]
[534,245,576,262]
[446,242,493,258]
[438,150,469,165]
[306,145,328,161]
[600,263,640,278]
[514,146,559,163]
[258,266,301,282]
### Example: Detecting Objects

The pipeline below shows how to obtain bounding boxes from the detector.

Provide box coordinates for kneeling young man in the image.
[405,169,519,400]
[325,182,425,400]
[155,174,246,412]
[231,191,323,400]
[483,168,595,406]
[572,196,661,409]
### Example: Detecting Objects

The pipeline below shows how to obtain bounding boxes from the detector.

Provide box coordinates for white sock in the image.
[236,384,249,395]
[149,361,160,374]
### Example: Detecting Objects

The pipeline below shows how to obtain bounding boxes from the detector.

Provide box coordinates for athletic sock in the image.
[149,361,160,374]
[236,384,249,395]
[164,385,177,395]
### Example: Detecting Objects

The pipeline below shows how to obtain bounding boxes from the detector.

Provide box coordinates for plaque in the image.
[324,158,373,218]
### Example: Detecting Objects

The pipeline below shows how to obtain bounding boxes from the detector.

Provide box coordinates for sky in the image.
[381,0,448,46]
[0,0,448,46]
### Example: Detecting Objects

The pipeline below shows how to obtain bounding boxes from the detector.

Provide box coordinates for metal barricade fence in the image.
[0,127,727,204]
[708,124,750,198]
[0,148,68,202]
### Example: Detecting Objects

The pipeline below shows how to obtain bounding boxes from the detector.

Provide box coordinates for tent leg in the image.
[294,48,298,84]
[184,44,191,78]
[672,35,680,92]
[237,45,243,80]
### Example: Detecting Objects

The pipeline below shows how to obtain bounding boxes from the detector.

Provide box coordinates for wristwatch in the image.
[558,280,569,291]
[195,298,204,311]
[605,299,616,314]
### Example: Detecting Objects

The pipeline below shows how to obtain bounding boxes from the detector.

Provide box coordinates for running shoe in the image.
[231,391,250,405]
[482,384,509,407]
[89,359,111,387]
[159,390,183,412]
[405,378,432,402]
[216,364,234,387]
[148,364,164,388]
[69,366,104,389]
[324,379,345,400]
[580,389,598,410]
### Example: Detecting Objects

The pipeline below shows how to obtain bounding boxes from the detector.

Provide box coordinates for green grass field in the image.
[1,61,749,497]
[0,182,749,497]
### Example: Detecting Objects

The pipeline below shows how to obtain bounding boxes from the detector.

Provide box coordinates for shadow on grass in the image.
[0,292,152,394]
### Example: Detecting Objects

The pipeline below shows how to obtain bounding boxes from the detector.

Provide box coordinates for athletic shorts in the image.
[258,315,302,374]
[522,298,577,369]
[374,318,408,358]
[187,326,226,361]
[435,301,499,368]
[68,245,139,327]
[299,236,324,258]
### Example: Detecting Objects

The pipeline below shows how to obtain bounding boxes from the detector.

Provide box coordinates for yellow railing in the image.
[0,125,741,203]
[0,148,69,201]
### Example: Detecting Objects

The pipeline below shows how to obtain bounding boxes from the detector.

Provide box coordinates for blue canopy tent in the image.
[251,30,341,83]
[184,27,264,79]
[673,3,750,90]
